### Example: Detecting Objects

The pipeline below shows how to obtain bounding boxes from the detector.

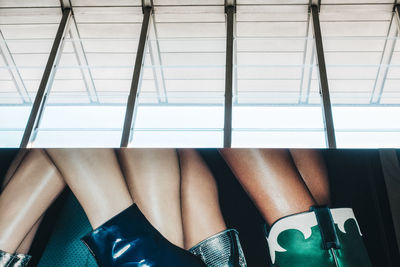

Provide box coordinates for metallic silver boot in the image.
[9,253,31,267]
[0,250,15,267]
[189,229,247,267]
[0,250,31,267]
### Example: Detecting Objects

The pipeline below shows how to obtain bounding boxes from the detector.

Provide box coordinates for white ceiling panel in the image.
[325,51,382,65]
[158,39,225,52]
[237,52,304,65]
[237,22,307,37]
[24,80,41,93]
[77,23,142,38]
[380,94,400,104]
[153,0,223,5]
[386,66,400,79]
[73,7,143,23]
[237,79,301,91]
[237,5,308,22]
[165,79,224,92]
[51,79,86,91]
[323,38,385,52]
[71,0,141,7]
[327,66,379,79]
[163,67,225,79]
[0,24,59,39]
[382,79,400,91]
[94,79,131,91]
[237,0,308,4]
[237,66,302,79]
[0,8,61,24]
[12,53,49,67]
[237,38,306,52]
[0,80,16,91]
[320,21,390,36]
[320,4,392,21]
[6,39,73,53]
[0,0,59,8]
[329,79,375,92]
[390,51,400,64]
[81,39,139,53]
[156,23,225,38]
[154,6,225,22]
[86,53,137,66]
[53,67,83,79]
[321,0,394,4]
[161,52,225,66]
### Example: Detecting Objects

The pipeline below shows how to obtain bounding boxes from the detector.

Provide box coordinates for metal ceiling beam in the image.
[61,0,99,103]
[148,12,168,103]
[224,0,236,148]
[370,5,399,104]
[310,4,336,148]
[299,12,315,104]
[0,30,31,103]
[20,8,72,148]
[69,19,99,103]
[120,4,152,147]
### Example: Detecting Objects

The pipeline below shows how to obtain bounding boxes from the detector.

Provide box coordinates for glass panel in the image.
[33,7,144,147]
[0,7,61,147]
[321,4,400,148]
[232,4,326,147]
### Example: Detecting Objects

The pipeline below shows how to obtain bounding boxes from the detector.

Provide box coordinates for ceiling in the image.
[0,0,399,106]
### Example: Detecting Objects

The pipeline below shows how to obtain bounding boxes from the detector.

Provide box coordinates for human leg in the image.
[118,148,184,247]
[179,149,247,266]
[289,149,330,205]
[0,150,65,253]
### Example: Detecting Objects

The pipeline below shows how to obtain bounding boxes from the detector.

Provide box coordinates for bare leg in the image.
[219,149,315,225]
[46,149,133,228]
[0,150,65,253]
[1,150,43,254]
[118,149,184,247]
[2,150,28,188]
[179,149,226,249]
[289,149,331,205]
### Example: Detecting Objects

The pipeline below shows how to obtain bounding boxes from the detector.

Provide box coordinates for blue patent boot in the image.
[81,204,206,267]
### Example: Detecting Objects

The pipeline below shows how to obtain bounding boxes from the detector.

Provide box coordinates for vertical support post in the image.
[311,4,336,148]
[120,4,152,147]
[224,0,236,148]
[20,8,72,148]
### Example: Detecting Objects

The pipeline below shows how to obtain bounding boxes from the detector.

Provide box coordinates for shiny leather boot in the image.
[265,206,372,267]
[9,253,31,267]
[81,204,206,267]
[0,250,15,267]
[189,229,247,267]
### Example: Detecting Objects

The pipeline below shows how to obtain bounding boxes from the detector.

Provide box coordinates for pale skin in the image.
[0,150,65,253]
[1,150,44,254]
[178,149,227,249]
[219,149,330,225]
[45,149,134,229]
[118,148,185,247]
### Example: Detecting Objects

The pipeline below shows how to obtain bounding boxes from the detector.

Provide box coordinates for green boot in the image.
[266,206,372,267]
